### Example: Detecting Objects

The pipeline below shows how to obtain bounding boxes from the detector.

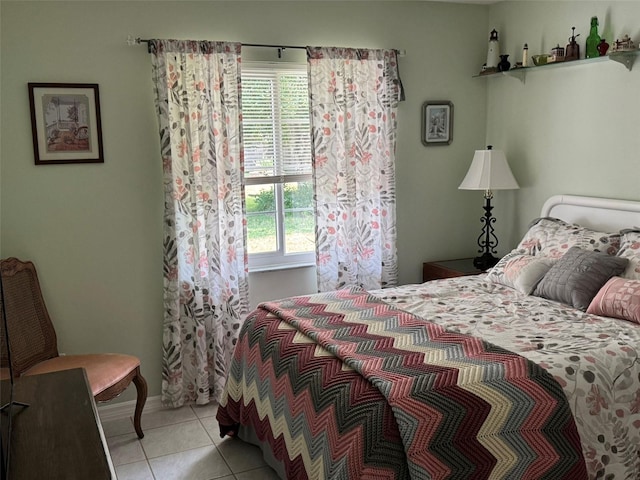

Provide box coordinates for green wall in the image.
[4,0,637,404]
[0,1,487,402]
[486,1,640,247]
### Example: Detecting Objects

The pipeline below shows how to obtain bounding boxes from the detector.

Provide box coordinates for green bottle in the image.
[585,16,601,58]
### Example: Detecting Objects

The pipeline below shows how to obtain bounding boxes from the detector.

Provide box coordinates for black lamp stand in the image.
[473,190,500,270]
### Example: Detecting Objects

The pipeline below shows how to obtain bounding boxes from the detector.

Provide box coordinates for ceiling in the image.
[426,0,504,3]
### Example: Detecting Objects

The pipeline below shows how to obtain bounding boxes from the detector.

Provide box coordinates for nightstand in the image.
[422,258,485,282]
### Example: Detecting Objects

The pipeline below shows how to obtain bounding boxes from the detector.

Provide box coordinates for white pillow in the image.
[617,229,640,280]
[487,252,555,295]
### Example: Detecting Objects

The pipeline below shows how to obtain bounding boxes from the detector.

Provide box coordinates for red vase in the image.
[597,39,609,56]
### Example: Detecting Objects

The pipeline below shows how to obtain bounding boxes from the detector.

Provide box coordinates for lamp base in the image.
[473,253,499,271]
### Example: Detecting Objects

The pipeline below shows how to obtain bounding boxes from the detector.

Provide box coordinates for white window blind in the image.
[242,64,315,271]
[243,67,312,182]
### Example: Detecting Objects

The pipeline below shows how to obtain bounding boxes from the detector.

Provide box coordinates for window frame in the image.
[242,62,316,272]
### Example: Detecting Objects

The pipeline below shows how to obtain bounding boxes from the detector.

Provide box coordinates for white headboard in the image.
[541,195,640,232]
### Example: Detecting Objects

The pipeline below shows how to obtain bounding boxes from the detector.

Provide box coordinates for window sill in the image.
[249,262,316,274]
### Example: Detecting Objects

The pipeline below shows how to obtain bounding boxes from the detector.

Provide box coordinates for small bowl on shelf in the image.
[531,54,549,66]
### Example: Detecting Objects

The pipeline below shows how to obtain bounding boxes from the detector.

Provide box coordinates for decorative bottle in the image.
[565,27,580,61]
[597,39,609,56]
[522,43,529,67]
[486,29,500,69]
[585,16,601,58]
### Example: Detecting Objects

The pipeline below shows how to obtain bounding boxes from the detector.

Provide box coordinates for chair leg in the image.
[132,366,148,439]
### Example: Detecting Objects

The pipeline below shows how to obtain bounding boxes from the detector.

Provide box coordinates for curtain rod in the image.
[126,36,406,57]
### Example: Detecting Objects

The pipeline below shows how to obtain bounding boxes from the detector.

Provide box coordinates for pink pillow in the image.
[587,276,640,324]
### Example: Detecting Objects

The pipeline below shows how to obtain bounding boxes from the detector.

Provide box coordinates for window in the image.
[242,64,315,270]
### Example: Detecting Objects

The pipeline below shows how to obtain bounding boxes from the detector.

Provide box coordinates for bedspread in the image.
[372,276,640,480]
[218,286,588,479]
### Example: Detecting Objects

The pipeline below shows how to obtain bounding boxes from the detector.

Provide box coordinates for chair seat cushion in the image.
[23,353,140,396]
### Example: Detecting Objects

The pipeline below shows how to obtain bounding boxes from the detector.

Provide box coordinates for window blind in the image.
[242,68,312,181]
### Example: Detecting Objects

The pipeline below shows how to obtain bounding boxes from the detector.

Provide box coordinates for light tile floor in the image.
[102,404,280,480]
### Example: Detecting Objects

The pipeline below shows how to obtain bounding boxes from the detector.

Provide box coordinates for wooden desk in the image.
[7,368,114,479]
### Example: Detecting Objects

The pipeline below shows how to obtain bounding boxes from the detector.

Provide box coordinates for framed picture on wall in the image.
[28,83,104,165]
[421,100,453,146]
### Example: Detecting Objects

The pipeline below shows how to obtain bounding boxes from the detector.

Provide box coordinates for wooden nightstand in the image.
[422,258,485,282]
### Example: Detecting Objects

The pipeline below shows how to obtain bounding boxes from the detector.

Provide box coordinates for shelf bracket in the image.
[508,70,526,84]
[608,52,636,71]
[473,70,526,83]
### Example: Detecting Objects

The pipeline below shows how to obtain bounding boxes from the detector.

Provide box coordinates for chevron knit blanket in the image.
[217,287,587,479]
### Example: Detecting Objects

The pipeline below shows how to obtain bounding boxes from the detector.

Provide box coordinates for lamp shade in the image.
[458,147,519,191]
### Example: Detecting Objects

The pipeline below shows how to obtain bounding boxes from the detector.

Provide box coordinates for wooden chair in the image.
[0,257,147,438]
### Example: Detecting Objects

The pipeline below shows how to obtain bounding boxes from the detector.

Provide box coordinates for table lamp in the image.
[459,145,519,270]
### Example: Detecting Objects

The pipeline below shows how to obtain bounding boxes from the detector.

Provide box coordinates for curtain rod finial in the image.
[126,35,140,46]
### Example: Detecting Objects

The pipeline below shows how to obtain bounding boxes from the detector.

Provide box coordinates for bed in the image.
[217,194,640,480]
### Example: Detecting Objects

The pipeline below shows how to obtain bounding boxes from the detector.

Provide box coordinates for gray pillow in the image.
[533,246,628,310]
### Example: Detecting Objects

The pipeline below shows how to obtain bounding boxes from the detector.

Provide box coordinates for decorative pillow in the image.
[587,276,640,324]
[616,229,640,280]
[533,246,628,310]
[487,252,555,294]
[515,217,620,258]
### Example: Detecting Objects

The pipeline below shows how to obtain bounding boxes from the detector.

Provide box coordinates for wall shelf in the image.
[473,50,640,82]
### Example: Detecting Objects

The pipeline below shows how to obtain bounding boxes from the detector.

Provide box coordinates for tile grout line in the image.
[193,406,237,478]
[108,404,244,480]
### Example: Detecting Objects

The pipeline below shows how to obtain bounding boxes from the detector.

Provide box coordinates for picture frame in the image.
[421,101,453,146]
[28,83,104,165]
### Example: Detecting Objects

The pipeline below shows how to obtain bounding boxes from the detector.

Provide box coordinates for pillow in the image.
[533,246,628,310]
[616,229,640,280]
[487,253,555,294]
[587,276,640,324]
[515,217,620,258]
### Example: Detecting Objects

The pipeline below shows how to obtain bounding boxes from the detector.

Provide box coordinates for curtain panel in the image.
[149,39,249,407]
[307,47,401,292]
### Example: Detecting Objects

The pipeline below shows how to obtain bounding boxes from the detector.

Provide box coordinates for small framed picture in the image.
[28,83,104,165]
[421,101,453,146]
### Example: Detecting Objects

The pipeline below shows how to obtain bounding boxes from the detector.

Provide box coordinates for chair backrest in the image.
[0,258,58,376]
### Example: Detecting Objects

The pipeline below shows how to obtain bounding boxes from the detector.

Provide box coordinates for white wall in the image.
[0,1,488,401]
[486,1,640,247]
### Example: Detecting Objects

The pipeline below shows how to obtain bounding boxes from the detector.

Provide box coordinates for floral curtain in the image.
[307,47,401,292]
[149,39,249,407]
